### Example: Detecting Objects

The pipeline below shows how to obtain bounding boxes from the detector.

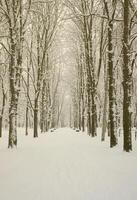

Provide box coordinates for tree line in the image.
[0,0,137,152]
[66,0,137,152]
[0,0,63,147]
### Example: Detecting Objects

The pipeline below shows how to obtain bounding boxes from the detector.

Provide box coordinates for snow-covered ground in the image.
[0,128,137,200]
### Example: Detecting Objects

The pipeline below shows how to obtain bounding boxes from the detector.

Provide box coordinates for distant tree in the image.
[0,66,7,137]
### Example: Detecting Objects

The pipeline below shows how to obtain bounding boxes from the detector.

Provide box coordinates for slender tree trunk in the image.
[25,43,31,136]
[78,99,81,130]
[8,109,16,148]
[0,83,6,138]
[34,99,38,138]
[101,63,108,141]
[81,92,85,132]
[81,59,85,132]
[69,104,72,128]
[108,21,117,147]
[91,94,96,137]
[87,90,92,135]
[40,79,46,133]
[25,105,29,136]
[25,66,29,135]
[25,65,29,136]
[0,117,2,138]
[85,41,92,135]
[33,31,40,138]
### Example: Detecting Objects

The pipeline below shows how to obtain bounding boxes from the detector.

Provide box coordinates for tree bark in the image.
[108,21,117,147]
[8,26,17,148]
[122,0,132,152]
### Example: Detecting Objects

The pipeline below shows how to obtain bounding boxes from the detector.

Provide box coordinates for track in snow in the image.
[0,128,137,200]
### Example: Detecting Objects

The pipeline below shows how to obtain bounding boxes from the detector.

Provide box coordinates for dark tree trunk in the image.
[108,21,117,147]
[81,0,97,136]
[0,81,6,138]
[0,117,2,138]
[40,79,46,133]
[81,94,85,132]
[8,0,23,148]
[122,0,132,152]
[81,63,85,132]
[87,91,92,135]
[34,99,38,138]
[69,104,72,128]
[25,46,31,136]
[91,94,96,137]
[101,61,108,141]
[8,28,17,148]
[25,105,29,136]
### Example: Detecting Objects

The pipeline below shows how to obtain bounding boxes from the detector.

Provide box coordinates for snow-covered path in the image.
[0,128,137,200]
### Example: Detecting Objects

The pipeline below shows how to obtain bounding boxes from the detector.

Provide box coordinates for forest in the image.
[0,0,137,153]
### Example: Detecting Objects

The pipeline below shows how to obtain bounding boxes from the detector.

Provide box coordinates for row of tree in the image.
[67,0,137,152]
[0,0,63,147]
[0,0,137,152]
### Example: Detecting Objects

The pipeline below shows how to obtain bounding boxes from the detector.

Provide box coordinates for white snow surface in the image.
[0,128,137,200]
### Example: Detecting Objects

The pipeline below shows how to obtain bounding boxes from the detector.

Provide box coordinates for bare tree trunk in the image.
[25,62,30,136]
[81,85,85,132]
[40,79,46,133]
[69,104,72,128]
[87,90,92,135]
[34,99,38,138]
[25,105,29,136]
[0,78,6,138]
[108,21,117,147]
[123,0,132,151]
[0,117,2,138]
[101,62,108,141]
[33,31,41,137]
[8,27,17,148]
[8,0,24,148]
[91,93,96,136]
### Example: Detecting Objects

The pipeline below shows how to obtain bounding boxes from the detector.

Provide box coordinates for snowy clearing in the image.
[0,128,137,200]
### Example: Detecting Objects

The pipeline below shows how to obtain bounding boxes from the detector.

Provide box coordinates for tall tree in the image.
[103,0,117,147]
[122,0,132,151]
